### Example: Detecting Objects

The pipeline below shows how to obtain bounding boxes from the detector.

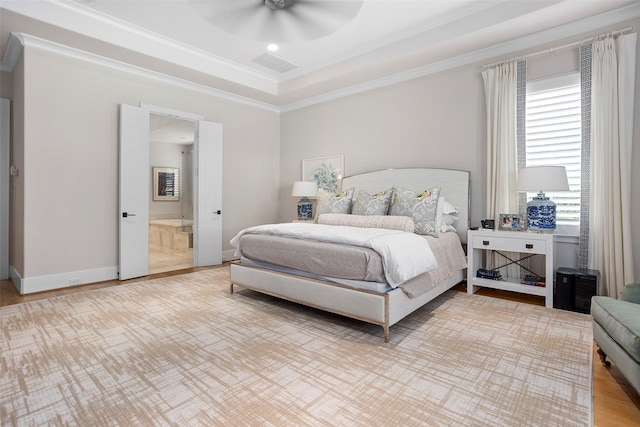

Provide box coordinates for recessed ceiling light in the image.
[267,43,279,52]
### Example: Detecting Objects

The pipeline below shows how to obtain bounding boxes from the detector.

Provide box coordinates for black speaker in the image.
[575,269,600,314]
[555,268,576,311]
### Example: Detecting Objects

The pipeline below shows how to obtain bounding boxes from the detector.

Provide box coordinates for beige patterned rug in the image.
[1,267,593,426]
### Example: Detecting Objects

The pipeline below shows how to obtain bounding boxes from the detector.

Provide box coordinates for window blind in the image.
[526,73,581,229]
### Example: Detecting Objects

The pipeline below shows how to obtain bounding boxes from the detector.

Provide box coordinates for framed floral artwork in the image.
[302,155,344,193]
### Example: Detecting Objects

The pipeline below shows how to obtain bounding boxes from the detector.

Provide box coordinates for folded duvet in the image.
[230,223,438,288]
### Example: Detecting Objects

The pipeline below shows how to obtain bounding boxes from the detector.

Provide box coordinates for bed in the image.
[229,168,470,341]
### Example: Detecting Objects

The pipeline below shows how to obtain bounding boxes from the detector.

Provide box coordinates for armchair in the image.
[591,282,640,395]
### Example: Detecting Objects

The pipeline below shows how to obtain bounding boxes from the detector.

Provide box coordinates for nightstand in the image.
[467,229,555,308]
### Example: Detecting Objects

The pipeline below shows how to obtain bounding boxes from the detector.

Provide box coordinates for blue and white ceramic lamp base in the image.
[526,194,557,233]
[297,197,313,220]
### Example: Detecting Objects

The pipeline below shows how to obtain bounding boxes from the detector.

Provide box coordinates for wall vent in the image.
[251,53,298,73]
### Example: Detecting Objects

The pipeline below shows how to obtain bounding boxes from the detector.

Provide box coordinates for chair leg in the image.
[597,346,611,367]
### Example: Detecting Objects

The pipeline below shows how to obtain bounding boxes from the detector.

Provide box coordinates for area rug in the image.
[0,267,593,426]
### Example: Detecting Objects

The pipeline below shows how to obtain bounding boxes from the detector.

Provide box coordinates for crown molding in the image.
[2,3,639,114]
[3,33,281,113]
[1,0,279,94]
[280,2,640,112]
[0,33,25,72]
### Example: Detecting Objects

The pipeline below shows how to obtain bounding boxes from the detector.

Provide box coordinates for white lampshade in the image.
[517,166,570,233]
[291,181,318,197]
[516,166,570,192]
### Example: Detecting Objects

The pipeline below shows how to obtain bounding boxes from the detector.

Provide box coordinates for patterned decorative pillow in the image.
[351,189,392,216]
[314,187,355,220]
[389,185,441,237]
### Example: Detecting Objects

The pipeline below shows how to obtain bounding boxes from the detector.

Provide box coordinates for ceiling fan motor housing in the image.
[203,0,363,43]
[264,0,293,10]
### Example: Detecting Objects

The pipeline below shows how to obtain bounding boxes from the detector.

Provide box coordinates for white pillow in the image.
[441,199,459,215]
[317,213,415,233]
[435,196,459,232]
[442,214,458,225]
[440,224,457,233]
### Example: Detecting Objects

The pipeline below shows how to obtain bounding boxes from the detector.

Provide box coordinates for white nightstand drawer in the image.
[471,235,546,254]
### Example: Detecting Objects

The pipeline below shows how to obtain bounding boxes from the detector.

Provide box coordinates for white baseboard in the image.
[10,254,238,295]
[222,249,239,262]
[9,265,23,294]
[10,265,119,295]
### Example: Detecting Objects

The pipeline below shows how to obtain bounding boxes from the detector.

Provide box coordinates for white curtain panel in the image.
[589,33,637,297]
[482,62,520,279]
[482,62,519,219]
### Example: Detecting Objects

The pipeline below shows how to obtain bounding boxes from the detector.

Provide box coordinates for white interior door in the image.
[194,120,223,266]
[119,104,150,280]
[0,98,9,280]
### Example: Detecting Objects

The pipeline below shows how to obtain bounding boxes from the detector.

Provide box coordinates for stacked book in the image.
[522,275,546,287]
[476,268,502,280]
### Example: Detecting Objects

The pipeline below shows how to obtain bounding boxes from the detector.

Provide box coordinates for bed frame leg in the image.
[230,283,234,294]
[383,325,389,343]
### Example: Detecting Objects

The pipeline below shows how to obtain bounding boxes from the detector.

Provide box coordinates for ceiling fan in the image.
[190,0,364,43]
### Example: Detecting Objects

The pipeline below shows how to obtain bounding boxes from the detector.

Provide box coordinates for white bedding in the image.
[230,223,438,288]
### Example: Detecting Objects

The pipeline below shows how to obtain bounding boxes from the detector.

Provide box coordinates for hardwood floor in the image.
[1,274,638,425]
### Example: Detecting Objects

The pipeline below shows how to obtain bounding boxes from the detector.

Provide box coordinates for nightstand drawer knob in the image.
[483,240,490,246]
[525,243,534,249]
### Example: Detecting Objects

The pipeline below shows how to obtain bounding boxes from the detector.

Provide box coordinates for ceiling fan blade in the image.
[283,1,363,41]
[189,1,264,31]
[190,0,363,43]
[284,7,337,41]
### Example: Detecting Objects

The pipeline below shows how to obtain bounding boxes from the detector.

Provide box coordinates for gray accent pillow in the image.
[315,187,354,220]
[351,189,392,216]
[389,185,441,237]
[620,282,640,304]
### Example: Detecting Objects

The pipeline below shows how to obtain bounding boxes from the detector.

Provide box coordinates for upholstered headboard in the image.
[341,168,470,243]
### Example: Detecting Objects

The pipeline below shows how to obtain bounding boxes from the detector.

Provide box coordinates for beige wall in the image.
[280,18,640,282]
[0,71,13,99]
[14,43,279,286]
[280,66,485,222]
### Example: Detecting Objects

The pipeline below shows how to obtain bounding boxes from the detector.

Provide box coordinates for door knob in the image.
[215,210,221,215]
[122,212,137,218]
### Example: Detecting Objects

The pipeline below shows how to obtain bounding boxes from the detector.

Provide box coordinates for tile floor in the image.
[149,247,193,275]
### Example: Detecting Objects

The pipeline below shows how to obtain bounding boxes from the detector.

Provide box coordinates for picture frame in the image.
[302,155,344,193]
[152,167,180,201]
[499,213,523,231]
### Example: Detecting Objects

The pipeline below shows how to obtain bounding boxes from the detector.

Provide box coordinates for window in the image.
[525,73,581,235]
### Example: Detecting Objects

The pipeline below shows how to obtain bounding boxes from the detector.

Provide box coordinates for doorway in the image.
[148,114,195,274]
[119,103,222,281]
[0,98,9,280]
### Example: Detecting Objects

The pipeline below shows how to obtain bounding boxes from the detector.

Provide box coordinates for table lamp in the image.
[516,166,570,233]
[292,181,318,220]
